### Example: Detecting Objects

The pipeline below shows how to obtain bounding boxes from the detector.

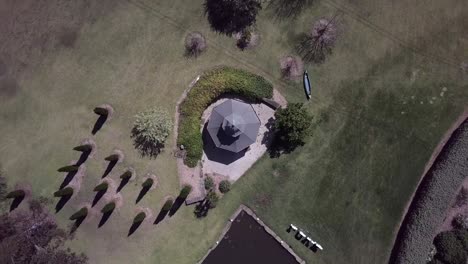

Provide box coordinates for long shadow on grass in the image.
[98,210,114,228]
[135,185,151,204]
[59,170,78,190]
[154,208,170,225]
[267,0,312,21]
[117,177,130,193]
[70,216,86,234]
[168,196,186,217]
[92,190,106,207]
[102,159,117,178]
[76,150,91,166]
[92,115,107,135]
[9,196,25,212]
[55,194,72,213]
[128,221,143,236]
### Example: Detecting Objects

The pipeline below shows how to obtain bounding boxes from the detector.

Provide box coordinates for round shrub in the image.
[206,191,219,208]
[133,212,146,223]
[69,207,88,220]
[218,180,231,193]
[204,177,214,190]
[180,185,192,198]
[185,32,207,57]
[162,199,174,211]
[132,108,172,157]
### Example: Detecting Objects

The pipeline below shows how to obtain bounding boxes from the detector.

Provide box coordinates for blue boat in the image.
[303,71,311,100]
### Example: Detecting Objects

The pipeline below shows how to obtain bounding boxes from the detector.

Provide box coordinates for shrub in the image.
[204,0,262,35]
[93,182,108,192]
[73,144,93,152]
[237,28,252,50]
[280,56,304,80]
[93,107,109,116]
[452,213,468,229]
[299,17,339,63]
[204,177,214,190]
[162,199,173,211]
[142,178,154,189]
[218,180,231,193]
[101,202,115,214]
[69,207,88,220]
[133,212,146,223]
[6,189,25,199]
[180,185,192,199]
[454,187,468,207]
[105,154,120,162]
[273,103,313,151]
[185,32,207,57]
[57,165,79,173]
[206,191,219,208]
[132,108,172,157]
[53,187,73,197]
[120,170,133,180]
[178,67,273,167]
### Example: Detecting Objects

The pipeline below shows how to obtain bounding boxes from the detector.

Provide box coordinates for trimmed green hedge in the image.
[178,67,273,167]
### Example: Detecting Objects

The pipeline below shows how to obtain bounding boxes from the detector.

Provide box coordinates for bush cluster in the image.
[204,177,214,190]
[391,121,468,264]
[431,229,468,264]
[178,67,273,167]
[218,180,231,193]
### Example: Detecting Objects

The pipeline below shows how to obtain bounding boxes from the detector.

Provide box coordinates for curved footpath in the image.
[389,110,468,264]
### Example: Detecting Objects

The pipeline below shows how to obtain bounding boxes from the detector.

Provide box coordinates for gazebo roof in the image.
[207,99,261,153]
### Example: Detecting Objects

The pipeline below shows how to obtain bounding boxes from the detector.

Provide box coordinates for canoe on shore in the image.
[303,71,311,100]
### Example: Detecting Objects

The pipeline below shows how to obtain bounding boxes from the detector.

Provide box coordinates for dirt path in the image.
[388,108,468,263]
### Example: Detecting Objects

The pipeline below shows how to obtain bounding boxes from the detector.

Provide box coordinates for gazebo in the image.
[207,99,261,153]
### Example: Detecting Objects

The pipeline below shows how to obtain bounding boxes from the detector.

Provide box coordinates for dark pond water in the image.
[202,210,298,264]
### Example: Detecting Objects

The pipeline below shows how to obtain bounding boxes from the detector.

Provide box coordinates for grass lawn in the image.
[0,0,467,263]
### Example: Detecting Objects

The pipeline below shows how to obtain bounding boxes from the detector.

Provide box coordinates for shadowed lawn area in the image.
[0,0,466,264]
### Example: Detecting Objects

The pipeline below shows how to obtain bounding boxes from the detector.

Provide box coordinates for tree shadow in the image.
[117,177,130,193]
[92,114,107,135]
[267,0,312,21]
[98,210,114,228]
[75,150,91,166]
[202,124,247,165]
[168,196,187,217]
[131,127,164,158]
[102,159,117,178]
[135,185,151,204]
[154,208,170,225]
[55,194,72,213]
[127,221,143,236]
[59,170,78,190]
[296,33,331,64]
[9,196,25,212]
[92,190,106,207]
[70,215,86,234]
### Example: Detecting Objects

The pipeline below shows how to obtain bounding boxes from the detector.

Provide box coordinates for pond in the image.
[202,210,299,264]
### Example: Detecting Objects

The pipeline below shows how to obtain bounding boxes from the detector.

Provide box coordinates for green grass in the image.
[0,0,467,264]
[178,67,273,166]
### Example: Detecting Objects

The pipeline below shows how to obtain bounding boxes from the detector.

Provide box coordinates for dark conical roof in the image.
[207,99,261,153]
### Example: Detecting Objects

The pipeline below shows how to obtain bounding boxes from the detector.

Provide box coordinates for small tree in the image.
[206,191,219,208]
[180,185,192,199]
[105,154,120,162]
[69,207,88,220]
[274,103,313,151]
[53,187,73,197]
[6,189,25,199]
[93,182,109,192]
[93,107,109,116]
[433,230,468,264]
[280,56,304,80]
[132,108,172,157]
[73,144,93,152]
[101,202,116,214]
[236,28,252,50]
[142,178,154,189]
[133,212,146,223]
[205,0,262,35]
[204,177,214,190]
[185,32,207,57]
[162,199,174,211]
[218,180,231,193]
[120,170,133,180]
[57,165,79,173]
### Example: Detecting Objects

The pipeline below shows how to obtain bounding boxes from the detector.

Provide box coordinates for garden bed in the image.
[177,67,273,167]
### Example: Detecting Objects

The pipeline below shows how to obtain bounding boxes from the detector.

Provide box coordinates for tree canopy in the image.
[204,0,261,35]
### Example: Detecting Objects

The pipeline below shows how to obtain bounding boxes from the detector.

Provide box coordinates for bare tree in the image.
[185,32,207,57]
[279,56,304,80]
[298,15,339,63]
